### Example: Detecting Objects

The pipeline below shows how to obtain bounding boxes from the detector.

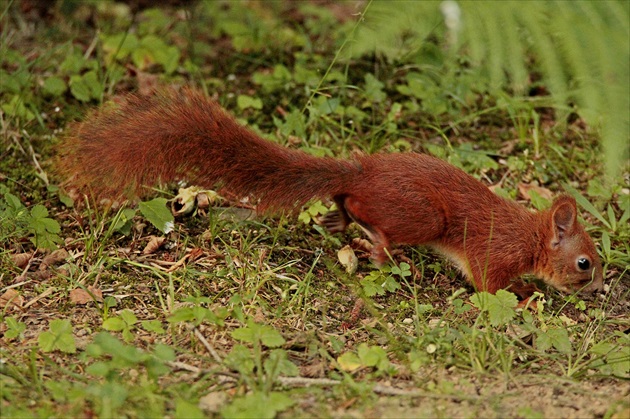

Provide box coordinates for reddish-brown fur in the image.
[58,88,603,298]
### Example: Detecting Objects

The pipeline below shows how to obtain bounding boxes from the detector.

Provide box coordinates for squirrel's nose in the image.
[584,269,604,293]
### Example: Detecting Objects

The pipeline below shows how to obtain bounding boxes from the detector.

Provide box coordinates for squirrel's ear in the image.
[550,195,577,247]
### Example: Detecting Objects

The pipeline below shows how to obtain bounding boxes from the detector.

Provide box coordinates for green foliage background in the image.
[352,0,629,177]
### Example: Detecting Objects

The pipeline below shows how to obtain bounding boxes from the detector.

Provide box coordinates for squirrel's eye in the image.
[577,258,590,271]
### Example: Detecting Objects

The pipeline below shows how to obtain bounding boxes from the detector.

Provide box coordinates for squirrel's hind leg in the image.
[320,195,393,266]
[320,210,349,233]
[319,195,352,233]
[367,236,392,267]
[340,196,392,266]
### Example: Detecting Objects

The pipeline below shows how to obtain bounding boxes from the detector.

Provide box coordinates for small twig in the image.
[0,279,32,293]
[166,254,190,273]
[371,384,426,397]
[193,327,223,363]
[20,250,37,277]
[162,359,483,402]
[23,287,55,309]
[83,32,99,60]
[167,361,201,374]
[373,384,483,400]
[277,376,341,387]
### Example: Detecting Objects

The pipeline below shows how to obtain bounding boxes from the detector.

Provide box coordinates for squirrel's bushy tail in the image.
[58,88,358,210]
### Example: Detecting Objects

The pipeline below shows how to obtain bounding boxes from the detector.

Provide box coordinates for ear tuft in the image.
[551,195,577,240]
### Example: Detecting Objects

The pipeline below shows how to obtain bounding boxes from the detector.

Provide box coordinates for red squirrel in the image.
[58,88,604,299]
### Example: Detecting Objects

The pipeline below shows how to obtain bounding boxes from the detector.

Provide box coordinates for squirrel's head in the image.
[537,195,604,294]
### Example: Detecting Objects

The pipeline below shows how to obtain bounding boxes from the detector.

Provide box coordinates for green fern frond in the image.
[350,1,441,60]
[352,0,629,177]
[516,4,568,105]
[496,4,528,94]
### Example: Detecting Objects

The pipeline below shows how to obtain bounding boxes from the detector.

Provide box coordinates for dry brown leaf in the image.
[70,286,103,305]
[0,289,24,309]
[337,245,358,274]
[10,252,33,269]
[171,187,222,217]
[518,183,553,201]
[143,236,165,255]
[40,248,69,270]
[351,237,373,253]
[188,247,204,262]
[196,193,210,210]
[171,187,199,216]
[69,288,91,304]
